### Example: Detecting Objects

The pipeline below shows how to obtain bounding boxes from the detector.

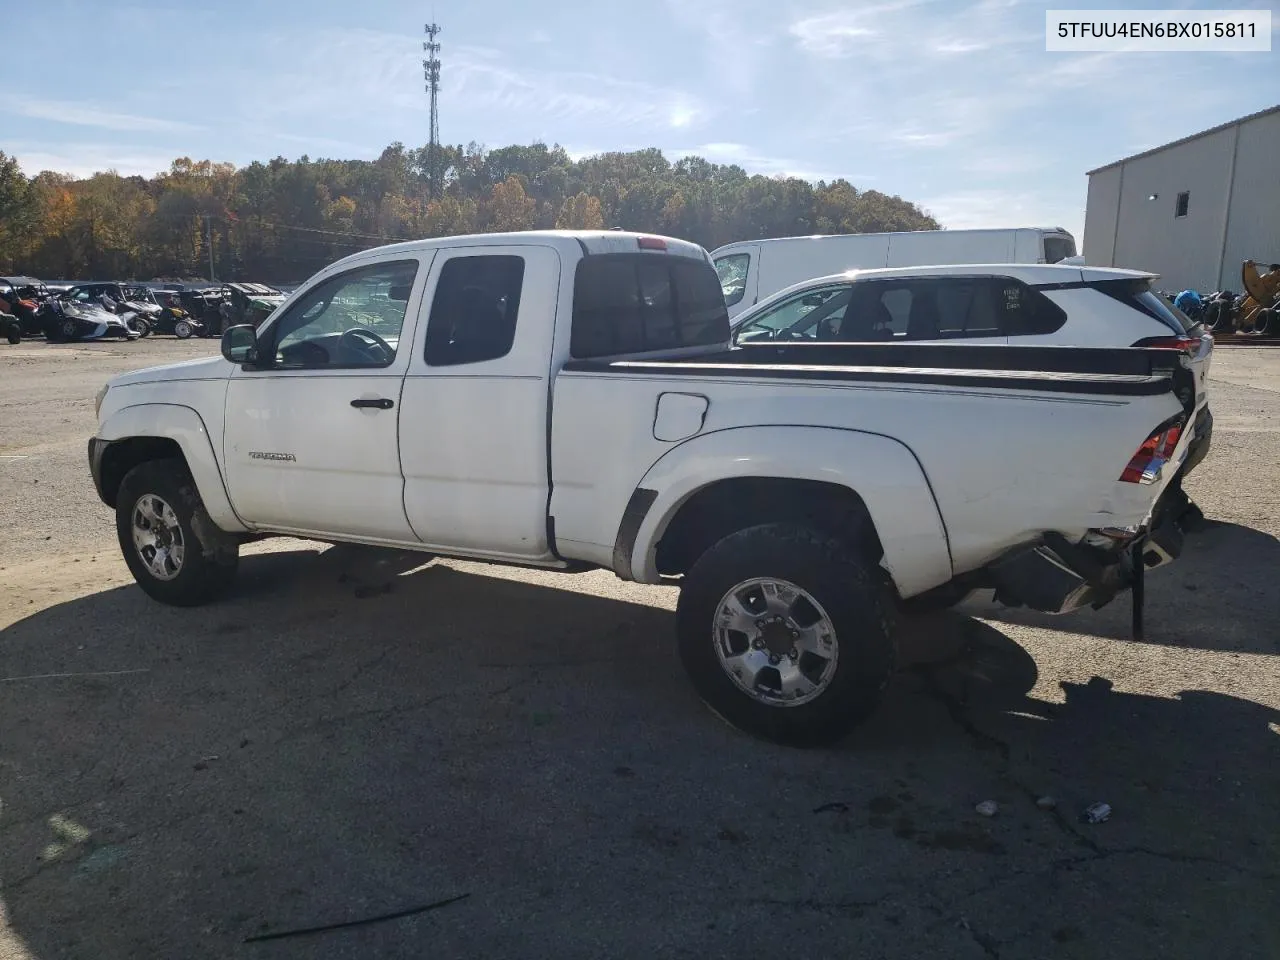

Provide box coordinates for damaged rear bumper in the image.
[986,511,1184,616]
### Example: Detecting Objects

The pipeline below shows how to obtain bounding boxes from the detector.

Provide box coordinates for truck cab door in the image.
[221,256,431,541]
[398,244,561,560]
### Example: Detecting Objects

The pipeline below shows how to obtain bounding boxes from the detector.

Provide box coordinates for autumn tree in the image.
[3,143,940,281]
[556,192,604,230]
[484,176,537,231]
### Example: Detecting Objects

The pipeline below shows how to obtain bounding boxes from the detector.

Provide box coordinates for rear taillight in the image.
[637,236,667,251]
[1119,419,1185,484]
[1131,335,1199,355]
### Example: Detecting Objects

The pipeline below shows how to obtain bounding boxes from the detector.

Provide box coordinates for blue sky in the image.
[1,0,1276,244]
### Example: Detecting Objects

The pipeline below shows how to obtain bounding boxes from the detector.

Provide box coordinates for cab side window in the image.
[734,286,851,343]
[424,255,525,366]
[269,260,418,369]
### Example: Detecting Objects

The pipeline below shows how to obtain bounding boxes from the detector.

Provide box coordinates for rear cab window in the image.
[572,254,729,358]
[714,253,750,307]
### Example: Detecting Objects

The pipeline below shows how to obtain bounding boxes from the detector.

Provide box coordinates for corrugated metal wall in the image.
[1220,113,1280,291]
[1083,167,1121,268]
[1083,110,1280,293]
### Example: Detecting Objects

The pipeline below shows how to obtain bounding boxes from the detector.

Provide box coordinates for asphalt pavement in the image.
[1,336,1277,960]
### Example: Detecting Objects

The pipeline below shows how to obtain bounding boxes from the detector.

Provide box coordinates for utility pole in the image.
[423,22,442,199]
[205,215,215,281]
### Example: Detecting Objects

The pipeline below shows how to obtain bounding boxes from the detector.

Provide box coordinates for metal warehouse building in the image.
[1084,104,1280,294]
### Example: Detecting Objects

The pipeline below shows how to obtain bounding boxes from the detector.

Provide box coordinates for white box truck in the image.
[713,227,1078,318]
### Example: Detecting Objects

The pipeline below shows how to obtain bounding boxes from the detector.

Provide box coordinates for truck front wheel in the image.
[677,523,896,746]
[116,458,239,606]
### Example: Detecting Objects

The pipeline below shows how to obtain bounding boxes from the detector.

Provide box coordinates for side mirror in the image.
[221,324,261,366]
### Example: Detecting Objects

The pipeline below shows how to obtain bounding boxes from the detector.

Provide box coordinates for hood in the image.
[109,355,230,388]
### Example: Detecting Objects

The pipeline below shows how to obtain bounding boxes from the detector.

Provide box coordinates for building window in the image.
[1175,191,1189,218]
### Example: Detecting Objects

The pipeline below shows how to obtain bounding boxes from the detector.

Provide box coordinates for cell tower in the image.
[423,22,442,198]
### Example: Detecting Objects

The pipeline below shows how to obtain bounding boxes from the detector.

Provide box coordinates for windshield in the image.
[1043,234,1076,263]
[714,253,750,307]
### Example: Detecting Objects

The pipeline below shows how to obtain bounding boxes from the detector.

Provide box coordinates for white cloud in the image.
[10,144,180,179]
[789,1,933,58]
[447,44,711,131]
[0,96,201,133]
[669,141,870,183]
[932,39,988,54]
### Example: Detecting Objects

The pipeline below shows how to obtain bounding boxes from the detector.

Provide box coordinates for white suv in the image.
[733,263,1214,481]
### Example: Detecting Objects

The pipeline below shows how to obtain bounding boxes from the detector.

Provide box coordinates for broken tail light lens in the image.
[1131,335,1200,355]
[1119,419,1185,484]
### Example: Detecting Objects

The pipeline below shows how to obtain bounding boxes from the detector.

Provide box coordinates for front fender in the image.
[96,403,247,533]
[626,426,953,598]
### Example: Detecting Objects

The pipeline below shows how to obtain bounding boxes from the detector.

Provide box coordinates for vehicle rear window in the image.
[571,254,730,358]
[1042,235,1076,263]
[1094,279,1197,335]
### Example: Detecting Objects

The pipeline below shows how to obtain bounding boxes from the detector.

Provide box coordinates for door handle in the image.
[351,397,394,410]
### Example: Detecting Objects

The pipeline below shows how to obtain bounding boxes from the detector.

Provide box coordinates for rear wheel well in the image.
[99,437,187,508]
[654,477,885,577]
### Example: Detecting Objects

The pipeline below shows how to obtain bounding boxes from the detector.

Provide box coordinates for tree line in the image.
[0,142,939,282]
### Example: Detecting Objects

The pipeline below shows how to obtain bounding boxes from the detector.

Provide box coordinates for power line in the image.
[245,220,415,243]
[145,209,414,243]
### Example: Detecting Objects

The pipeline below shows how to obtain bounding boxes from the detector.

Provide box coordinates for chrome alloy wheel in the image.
[131,494,185,581]
[712,577,839,707]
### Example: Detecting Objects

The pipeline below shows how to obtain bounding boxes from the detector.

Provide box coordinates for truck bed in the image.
[551,340,1195,595]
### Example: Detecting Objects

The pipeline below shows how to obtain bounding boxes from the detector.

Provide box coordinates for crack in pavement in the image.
[958,915,1002,959]
[743,893,892,918]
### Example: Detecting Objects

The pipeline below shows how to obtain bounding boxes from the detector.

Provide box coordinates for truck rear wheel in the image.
[676,523,896,746]
[116,458,238,606]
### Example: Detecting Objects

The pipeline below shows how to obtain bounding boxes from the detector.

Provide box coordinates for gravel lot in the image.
[2,337,1277,960]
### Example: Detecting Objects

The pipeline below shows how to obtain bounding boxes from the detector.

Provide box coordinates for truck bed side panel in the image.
[550,365,1185,592]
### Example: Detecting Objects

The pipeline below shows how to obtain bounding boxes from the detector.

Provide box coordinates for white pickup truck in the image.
[89,230,1196,745]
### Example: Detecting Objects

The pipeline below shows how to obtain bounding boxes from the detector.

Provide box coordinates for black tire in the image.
[1258,309,1277,337]
[174,319,193,339]
[676,523,896,746]
[133,318,152,338]
[116,458,239,606]
[5,326,19,345]
[1210,303,1234,333]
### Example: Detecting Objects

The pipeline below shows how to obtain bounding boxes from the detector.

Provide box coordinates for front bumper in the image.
[88,437,110,505]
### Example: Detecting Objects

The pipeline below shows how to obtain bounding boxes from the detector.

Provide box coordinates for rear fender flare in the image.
[627,426,952,598]
[98,403,247,533]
